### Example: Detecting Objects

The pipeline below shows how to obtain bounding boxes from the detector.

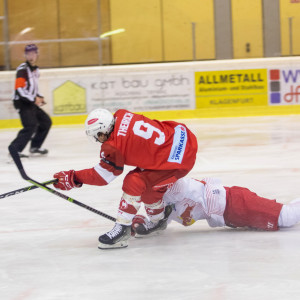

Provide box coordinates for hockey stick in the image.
[0,179,57,199]
[8,145,116,222]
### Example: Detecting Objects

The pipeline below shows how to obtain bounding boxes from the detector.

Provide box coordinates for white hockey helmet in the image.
[85,108,115,142]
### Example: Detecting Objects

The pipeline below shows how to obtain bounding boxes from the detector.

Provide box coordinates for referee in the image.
[9,44,52,157]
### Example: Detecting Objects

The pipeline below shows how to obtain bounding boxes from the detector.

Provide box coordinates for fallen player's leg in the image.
[278,198,300,228]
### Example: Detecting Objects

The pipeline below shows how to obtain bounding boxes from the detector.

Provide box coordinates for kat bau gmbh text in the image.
[195,69,268,108]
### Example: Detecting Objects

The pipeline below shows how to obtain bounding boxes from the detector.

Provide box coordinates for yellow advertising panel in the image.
[195,69,268,108]
[53,81,86,114]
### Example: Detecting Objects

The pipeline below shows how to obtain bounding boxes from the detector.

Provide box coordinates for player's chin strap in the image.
[8,145,116,222]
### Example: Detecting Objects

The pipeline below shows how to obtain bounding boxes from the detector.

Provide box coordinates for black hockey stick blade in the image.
[8,145,116,222]
[8,145,29,180]
[0,179,57,199]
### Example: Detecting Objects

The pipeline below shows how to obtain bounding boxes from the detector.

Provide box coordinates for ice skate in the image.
[133,205,173,237]
[29,147,48,156]
[98,223,131,249]
[18,152,29,158]
[6,152,29,164]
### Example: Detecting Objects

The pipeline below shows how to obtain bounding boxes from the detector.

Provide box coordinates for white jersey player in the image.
[165,177,227,228]
[132,177,300,234]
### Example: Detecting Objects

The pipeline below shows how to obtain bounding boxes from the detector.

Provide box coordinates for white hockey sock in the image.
[278,198,300,228]
[116,193,141,225]
[145,200,165,223]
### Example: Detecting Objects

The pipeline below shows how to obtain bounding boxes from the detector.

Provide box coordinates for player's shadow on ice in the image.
[131,223,300,249]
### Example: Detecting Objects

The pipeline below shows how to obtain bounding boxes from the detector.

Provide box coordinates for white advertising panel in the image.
[51,71,194,115]
[268,68,300,106]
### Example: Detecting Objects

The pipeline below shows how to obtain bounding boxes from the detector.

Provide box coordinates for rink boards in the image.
[1,56,300,128]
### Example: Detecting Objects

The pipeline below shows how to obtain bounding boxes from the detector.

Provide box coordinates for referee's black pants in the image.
[10,104,52,153]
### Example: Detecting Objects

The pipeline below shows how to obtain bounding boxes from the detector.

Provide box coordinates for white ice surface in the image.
[1,115,300,300]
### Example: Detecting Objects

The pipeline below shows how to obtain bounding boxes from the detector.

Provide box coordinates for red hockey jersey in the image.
[75,110,198,186]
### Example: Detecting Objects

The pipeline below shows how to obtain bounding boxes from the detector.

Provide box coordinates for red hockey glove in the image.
[53,170,82,191]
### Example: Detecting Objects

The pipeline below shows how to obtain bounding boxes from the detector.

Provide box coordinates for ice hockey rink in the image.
[1,114,300,300]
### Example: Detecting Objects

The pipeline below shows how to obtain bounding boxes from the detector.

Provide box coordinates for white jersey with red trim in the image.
[163,177,226,227]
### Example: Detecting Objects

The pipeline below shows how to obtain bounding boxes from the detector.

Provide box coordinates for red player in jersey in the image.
[53,109,198,249]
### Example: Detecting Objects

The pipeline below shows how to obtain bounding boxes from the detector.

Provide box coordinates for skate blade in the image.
[29,153,48,157]
[98,240,128,250]
[134,231,162,238]
[6,155,29,164]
